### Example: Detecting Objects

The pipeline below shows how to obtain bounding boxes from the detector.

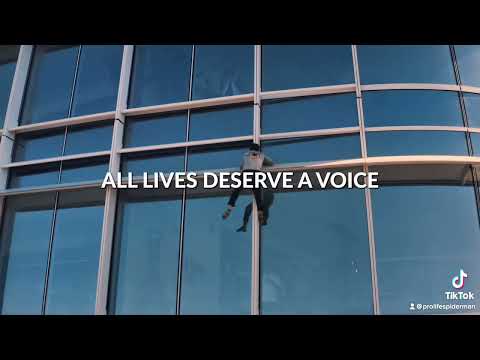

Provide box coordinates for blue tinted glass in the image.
[463,92,480,128]
[363,90,463,127]
[193,45,253,100]
[129,45,192,108]
[64,122,113,155]
[263,135,361,165]
[0,45,19,128]
[21,46,79,124]
[111,193,181,314]
[181,194,251,314]
[71,45,123,117]
[45,191,104,314]
[471,133,480,155]
[189,106,252,141]
[13,129,65,162]
[367,131,468,156]
[124,112,187,148]
[262,93,358,133]
[60,158,109,184]
[261,189,373,314]
[372,185,480,314]
[455,45,480,87]
[187,144,250,171]
[358,45,456,84]
[8,163,60,189]
[122,150,185,176]
[262,45,355,91]
[0,193,55,314]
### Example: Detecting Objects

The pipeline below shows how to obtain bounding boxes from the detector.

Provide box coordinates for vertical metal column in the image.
[95,45,134,315]
[251,44,262,315]
[352,45,380,315]
[0,46,33,225]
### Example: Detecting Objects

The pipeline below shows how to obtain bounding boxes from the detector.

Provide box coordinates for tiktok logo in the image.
[452,269,468,289]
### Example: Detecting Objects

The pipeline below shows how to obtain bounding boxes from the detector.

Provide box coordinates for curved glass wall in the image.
[1,45,480,315]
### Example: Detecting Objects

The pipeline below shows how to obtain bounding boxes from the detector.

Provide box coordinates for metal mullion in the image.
[176,44,195,315]
[95,45,133,315]
[251,44,261,315]
[352,45,380,315]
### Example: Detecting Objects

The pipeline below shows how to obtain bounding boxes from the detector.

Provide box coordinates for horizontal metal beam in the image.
[10,111,115,134]
[260,84,356,101]
[361,83,461,92]
[2,150,111,168]
[123,93,254,117]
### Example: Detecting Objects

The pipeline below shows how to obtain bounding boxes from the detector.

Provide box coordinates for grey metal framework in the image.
[1,45,480,314]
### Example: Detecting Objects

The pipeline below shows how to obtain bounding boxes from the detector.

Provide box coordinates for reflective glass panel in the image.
[128,45,192,108]
[363,90,463,127]
[189,105,252,141]
[71,45,123,116]
[187,143,250,172]
[64,122,113,155]
[181,194,251,314]
[0,45,20,128]
[455,45,480,87]
[358,45,456,84]
[262,93,358,133]
[367,131,468,156]
[261,188,373,314]
[59,158,109,184]
[372,185,480,314]
[21,46,79,124]
[192,45,253,100]
[45,189,105,314]
[262,135,361,165]
[13,129,65,162]
[122,149,185,177]
[110,191,182,314]
[262,45,355,91]
[0,193,55,314]
[124,112,187,148]
[8,163,60,189]
[463,92,480,128]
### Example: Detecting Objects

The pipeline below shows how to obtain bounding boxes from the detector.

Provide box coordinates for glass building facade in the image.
[0,45,479,315]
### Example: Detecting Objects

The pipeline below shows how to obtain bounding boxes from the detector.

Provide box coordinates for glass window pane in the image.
[189,105,252,141]
[262,93,358,134]
[261,188,373,314]
[110,191,181,314]
[128,45,192,108]
[358,45,456,84]
[13,129,65,162]
[471,133,480,155]
[463,92,480,128]
[59,158,109,184]
[45,189,104,314]
[20,46,79,125]
[367,131,468,156]
[8,163,60,189]
[262,45,355,91]
[124,112,187,148]
[122,150,185,177]
[0,193,56,314]
[71,45,123,117]
[64,122,113,155]
[455,45,480,87]
[181,194,251,314]
[263,135,361,165]
[372,185,480,314]
[187,143,250,172]
[0,45,20,128]
[363,90,463,127]
[192,45,253,100]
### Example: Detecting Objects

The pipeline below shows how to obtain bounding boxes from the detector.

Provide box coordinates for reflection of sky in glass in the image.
[261,189,373,314]
[363,90,463,127]
[455,46,480,87]
[181,195,251,314]
[262,93,358,133]
[367,131,468,156]
[262,45,354,91]
[358,45,456,84]
[0,46,19,127]
[372,185,480,314]
[112,197,181,314]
